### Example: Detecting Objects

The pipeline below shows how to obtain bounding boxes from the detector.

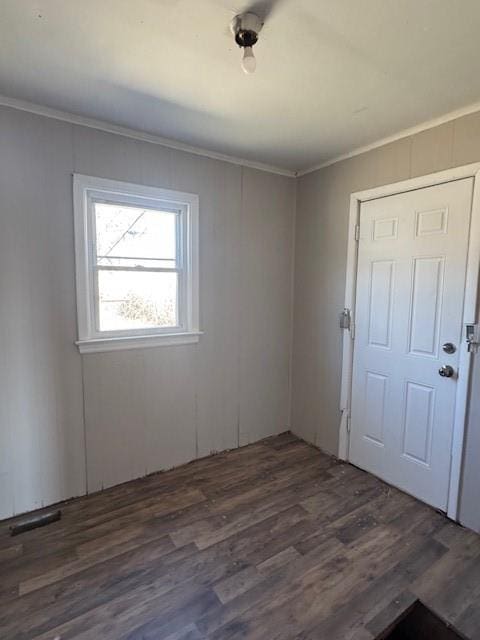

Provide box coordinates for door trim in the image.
[339,162,480,521]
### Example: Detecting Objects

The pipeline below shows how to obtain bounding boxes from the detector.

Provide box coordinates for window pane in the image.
[97,270,178,331]
[94,202,177,267]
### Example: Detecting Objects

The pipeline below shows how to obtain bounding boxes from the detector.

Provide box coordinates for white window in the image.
[73,175,200,353]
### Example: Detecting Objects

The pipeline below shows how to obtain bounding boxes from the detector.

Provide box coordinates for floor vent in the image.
[377,600,467,640]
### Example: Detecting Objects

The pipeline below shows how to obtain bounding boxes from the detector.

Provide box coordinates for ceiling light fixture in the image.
[231,12,263,75]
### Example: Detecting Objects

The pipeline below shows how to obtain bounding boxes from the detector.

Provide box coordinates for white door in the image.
[350,178,473,511]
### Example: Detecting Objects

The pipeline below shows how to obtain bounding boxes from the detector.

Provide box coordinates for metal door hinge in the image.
[346,413,351,434]
[340,308,351,330]
[340,308,355,340]
[466,323,480,353]
[354,224,360,242]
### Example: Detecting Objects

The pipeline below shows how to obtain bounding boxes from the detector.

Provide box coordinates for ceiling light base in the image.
[230,12,263,48]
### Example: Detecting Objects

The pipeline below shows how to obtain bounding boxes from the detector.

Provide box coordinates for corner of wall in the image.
[287,177,298,432]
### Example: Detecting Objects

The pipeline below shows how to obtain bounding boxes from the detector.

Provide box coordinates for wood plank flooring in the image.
[1,432,480,640]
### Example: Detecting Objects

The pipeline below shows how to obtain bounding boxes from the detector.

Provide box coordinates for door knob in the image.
[439,365,455,378]
[442,342,456,354]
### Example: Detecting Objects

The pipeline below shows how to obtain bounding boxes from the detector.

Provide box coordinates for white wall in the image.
[0,109,85,518]
[0,106,295,517]
[291,113,480,532]
[3,102,478,532]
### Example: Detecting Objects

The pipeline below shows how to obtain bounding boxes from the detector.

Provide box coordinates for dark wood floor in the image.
[1,433,480,640]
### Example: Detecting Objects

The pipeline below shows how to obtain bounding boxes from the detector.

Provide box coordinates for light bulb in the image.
[241,46,256,74]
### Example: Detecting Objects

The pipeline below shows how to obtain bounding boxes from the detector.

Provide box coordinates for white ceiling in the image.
[2,0,480,172]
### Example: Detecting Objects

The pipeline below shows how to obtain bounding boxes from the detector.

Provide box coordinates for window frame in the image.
[73,174,200,353]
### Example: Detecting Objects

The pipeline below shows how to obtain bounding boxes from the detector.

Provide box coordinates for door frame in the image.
[339,162,480,521]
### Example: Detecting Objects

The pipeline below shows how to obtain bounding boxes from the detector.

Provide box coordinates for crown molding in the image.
[2,93,480,180]
[0,94,296,178]
[297,100,480,177]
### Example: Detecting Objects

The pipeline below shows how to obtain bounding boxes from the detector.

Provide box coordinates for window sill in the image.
[76,331,202,354]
